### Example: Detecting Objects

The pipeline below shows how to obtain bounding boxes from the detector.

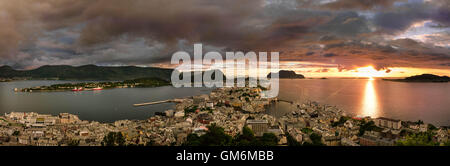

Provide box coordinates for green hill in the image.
[0,65,173,81]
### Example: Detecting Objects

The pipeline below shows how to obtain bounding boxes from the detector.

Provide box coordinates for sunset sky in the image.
[0,0,449,78]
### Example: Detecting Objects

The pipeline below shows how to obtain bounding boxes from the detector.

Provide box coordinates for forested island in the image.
[267,70,305,79]
[383,74,450,83]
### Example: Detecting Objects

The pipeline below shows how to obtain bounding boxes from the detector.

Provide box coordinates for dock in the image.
[133,98,184,107]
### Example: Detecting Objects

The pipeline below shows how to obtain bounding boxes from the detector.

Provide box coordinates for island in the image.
[19,77,171,92]
[0,78,12,82]
[383,74,450,83]
[267,70,305,79]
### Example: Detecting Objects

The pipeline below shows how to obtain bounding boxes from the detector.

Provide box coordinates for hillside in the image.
[0,65,173,81]
[383,74,450,82]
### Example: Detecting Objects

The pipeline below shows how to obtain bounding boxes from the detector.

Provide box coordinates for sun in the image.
[355,66,385,79]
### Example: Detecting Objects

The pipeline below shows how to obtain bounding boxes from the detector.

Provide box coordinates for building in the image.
[341,137,359,146]
[193,95,208,106]
[322,135,341,146]
[206,102,214,109]
[80,128,90,137]
[246,120,268,137]
[359,135,378,146]
[18,136,30,145]
[164,110,174,117]
[437,128,448,143]
[174,111,185,118]
[359,131,395,146]
[374,117,402,130]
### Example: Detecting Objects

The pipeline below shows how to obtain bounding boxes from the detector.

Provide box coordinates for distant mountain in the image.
[0,65,173,81]
[267,70,305,79]
[383,74,450,82]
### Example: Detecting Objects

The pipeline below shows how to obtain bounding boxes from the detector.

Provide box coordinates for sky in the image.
[0,0,449,77]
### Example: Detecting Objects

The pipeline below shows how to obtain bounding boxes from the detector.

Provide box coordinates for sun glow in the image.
[361,79,379,118]
[355,66,386,79]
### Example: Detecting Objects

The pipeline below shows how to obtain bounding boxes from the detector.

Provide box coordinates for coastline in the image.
[17,77,171,92]
[1,86,448,146]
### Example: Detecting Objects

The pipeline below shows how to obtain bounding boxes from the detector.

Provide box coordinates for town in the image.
[0,86,449,146]
[18,77,170,92]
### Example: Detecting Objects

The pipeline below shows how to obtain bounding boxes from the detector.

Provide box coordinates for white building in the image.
[374,117,402,130]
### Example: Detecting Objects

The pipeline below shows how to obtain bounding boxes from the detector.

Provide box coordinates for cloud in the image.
[323,53,338,57]
[321,0,402,10]
[0,0,448,71]
[373,1,450,34]
[315,11,371,37]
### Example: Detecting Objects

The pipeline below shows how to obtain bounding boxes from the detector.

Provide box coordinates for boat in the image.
[92,87,103,90]
[71,87,84,91]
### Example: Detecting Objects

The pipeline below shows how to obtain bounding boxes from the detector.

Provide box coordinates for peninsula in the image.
[19,77,170,92]
[383,74,450,83]
[267,70,305,79]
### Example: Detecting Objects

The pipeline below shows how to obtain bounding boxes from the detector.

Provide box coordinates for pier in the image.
[133,98,184,107]
[277,99,294,104]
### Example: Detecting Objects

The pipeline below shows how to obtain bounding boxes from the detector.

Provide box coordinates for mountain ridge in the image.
[0,65,173,81]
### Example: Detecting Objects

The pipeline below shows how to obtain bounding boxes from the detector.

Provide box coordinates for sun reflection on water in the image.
[361,79,379,118]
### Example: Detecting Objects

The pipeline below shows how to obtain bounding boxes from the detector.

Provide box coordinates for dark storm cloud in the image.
[374,4,431,33]
[322,0,402,10]
[316,11,371,37]
[0,0,323,64]
[373,1,450,34]
[41,0,265,48]
[0,0,449,71]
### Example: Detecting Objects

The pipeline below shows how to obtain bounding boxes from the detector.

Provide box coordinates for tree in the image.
[233,126,279,146]
[304,133,324,146]
[416,120,424,125]
[12,131,20,136]
[428,124,437,131]
[201,124,233,146]
[331,116,349,127]
[68,139,80,146]
[396,132,439,146]
[102,132,126,146]
[233,126,256,146]
[259,133,278,146]
[145,140,157,146]
[358,120,381,136]
[286,132,302,146]
[183,134,201,146]
[444,141,450,146]
[184,124,232,146]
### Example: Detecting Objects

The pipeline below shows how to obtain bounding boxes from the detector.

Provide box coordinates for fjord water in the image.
[1,79,449,126]
[0,80,212,122]
[269,79,450,126]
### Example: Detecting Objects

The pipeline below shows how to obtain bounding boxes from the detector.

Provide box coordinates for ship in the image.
[71,87,84,91]
[92,87,103,90]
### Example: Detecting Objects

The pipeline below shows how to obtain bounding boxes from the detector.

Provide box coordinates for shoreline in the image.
[1,86,448,146]
[16,77,171,92]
